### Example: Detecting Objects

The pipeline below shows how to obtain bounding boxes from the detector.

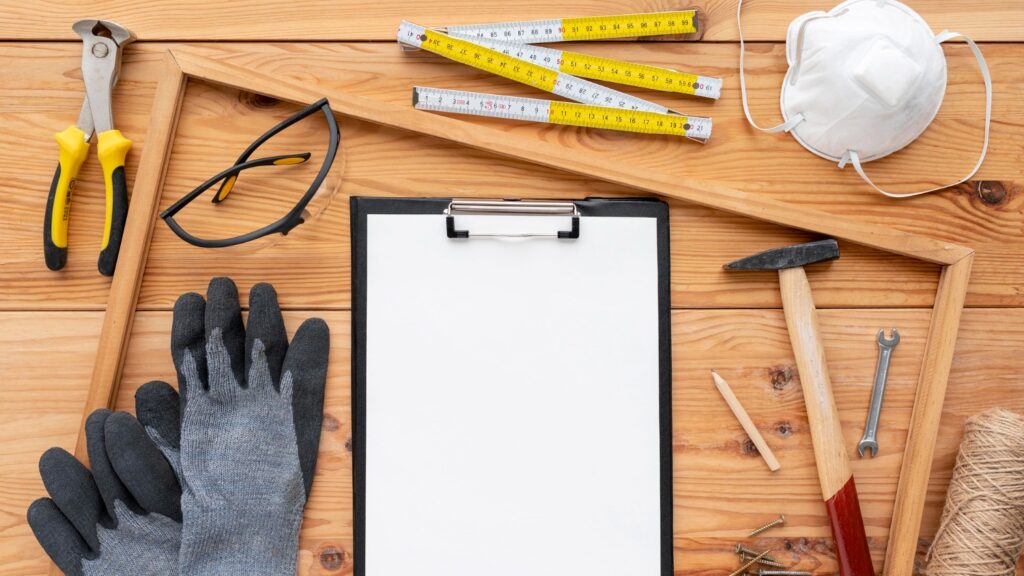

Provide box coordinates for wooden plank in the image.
[0,1,1020,41]
[0,312,104,576]
[73,53,187,462]
[176,49,972,265]
[4,308,1023,574]
[3,42,1020,310]
[885,254,974,576]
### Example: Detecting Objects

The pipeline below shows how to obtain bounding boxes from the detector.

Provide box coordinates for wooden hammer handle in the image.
[778,267,873,576]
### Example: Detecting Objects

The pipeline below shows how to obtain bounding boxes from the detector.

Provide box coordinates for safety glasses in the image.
[161,98,340,249]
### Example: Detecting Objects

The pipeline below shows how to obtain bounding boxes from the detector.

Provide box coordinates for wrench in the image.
[858,328,900,457]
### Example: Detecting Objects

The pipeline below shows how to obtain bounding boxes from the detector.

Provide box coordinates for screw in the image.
[728,549,770,576]
[739,552,785,568]
[756,571,811,576]
[91,42,109,58]
[749,514,786,537]
[735,543,780,565]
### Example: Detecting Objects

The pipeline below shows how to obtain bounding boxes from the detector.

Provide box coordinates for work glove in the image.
[171,277,329,576]
[27,389,183,576]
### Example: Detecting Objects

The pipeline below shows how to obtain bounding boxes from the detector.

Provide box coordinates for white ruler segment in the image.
[412,87,713,141]
[414,87,555,123]
[445,19,567,43]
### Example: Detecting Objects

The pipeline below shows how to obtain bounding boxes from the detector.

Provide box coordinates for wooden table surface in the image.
[1,2,1022,575]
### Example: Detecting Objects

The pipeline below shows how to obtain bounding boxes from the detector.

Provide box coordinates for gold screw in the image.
[749,514,786,537]
[738,551,785,568]
[735,543,781,565]
[728,550,770,576]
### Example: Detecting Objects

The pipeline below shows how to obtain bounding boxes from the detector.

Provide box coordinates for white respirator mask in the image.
[738,0,992,198]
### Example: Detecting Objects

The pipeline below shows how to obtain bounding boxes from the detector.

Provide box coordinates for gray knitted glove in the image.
[27,400,182,576]
[171,278,329,576]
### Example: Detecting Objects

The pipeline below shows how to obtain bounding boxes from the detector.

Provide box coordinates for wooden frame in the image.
[78,48,974,576]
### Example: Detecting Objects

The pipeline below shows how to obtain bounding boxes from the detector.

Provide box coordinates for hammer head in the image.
[724,239,839,271]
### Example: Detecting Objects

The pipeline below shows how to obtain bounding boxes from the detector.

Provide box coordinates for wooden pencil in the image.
[711,370,781,472]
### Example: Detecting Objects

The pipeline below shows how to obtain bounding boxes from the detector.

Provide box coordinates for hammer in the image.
[726,239,873,576]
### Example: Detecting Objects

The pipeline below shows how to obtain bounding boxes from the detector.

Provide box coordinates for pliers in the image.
[44,19,135,276]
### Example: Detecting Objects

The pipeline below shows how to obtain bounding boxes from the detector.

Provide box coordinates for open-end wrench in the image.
[858,329,900,457]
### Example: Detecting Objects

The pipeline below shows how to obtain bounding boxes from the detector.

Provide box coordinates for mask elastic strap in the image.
[737,0,805,133]
[842,31,992,198]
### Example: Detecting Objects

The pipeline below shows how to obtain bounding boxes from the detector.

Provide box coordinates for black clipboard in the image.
[351,197,673,575]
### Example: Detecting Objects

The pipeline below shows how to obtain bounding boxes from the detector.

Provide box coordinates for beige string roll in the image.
[925,408,1024,575]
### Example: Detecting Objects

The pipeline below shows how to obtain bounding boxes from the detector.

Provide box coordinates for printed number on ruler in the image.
[413,87,711,141]
[444,11,699,43]
[398,21,674,112]
[446,32,721,99]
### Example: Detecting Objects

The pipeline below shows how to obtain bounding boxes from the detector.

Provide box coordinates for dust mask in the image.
[738,0,992,197]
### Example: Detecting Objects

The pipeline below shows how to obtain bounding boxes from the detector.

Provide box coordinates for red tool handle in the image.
[826,477,874,575]
[779,267,874,576]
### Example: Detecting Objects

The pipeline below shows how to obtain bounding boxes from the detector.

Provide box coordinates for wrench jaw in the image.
[857,439,878,458]
[877,328,900,347]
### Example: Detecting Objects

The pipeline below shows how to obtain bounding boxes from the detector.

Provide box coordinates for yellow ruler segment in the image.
[547,101,692,137]
[561,11,698,41]
[420,29,558,92]
[558,51,701,95]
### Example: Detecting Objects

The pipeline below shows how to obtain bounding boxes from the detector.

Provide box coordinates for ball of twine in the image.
[925,408,1024,575]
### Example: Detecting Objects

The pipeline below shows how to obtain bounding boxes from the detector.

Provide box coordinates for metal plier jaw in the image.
[44,19,136,276]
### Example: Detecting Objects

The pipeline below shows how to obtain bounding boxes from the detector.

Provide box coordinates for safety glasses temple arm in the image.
[214,97,332,199]
[210,153,311,204]
[160,153,308,219]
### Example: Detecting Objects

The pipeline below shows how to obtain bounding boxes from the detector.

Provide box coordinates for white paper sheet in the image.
[365,213,663,575]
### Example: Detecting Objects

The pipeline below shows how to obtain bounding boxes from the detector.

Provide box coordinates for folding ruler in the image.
[398,11,720,143]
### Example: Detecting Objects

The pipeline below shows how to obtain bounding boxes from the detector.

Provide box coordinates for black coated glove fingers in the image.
[35,448,103,553]
[172,291,207,401]
[282,317,330,497]
[135,380,181,452]
[205,277,246,388]
[85,410,140,522]
[104,412,182,522]
[246,282,289,389]
[27,497,90,576]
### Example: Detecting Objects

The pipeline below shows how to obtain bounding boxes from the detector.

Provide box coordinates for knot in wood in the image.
[318,545,347,571]
[769,366,795,390]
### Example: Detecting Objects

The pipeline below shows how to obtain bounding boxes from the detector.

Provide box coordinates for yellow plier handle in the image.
[44,126,90,271]
[96,129,132,276]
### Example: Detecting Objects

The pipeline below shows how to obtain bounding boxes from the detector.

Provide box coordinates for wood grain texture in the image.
[4,309,1024,574]
[1,5,1022,574]
[5,42,1021,310]
[885,254,974,576]
[777,266,874,575]
[0,313,104,576]
[68,57,968,574]
[711,371,781,472]
[778,267,855,500]
[0,1,1020,41]
[177,50,970,263]
[74,52,187,462]
[7,53,982,572]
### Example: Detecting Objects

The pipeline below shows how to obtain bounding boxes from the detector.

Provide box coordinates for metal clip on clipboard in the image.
[445,199,580,239]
